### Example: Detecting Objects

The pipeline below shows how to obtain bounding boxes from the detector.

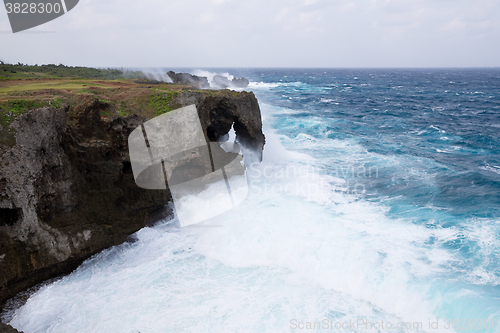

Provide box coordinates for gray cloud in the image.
[0,0,499,67]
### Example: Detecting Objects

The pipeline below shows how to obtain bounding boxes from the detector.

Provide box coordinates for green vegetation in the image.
[0,80,109,94]
[0,98,62,149]
[0,98,64,127]
[0,63,246,141]
[3,98,63,114]
[0,62,249,153]
[150,90,181,115]
[0,62,147,81]
[194,88,241,98]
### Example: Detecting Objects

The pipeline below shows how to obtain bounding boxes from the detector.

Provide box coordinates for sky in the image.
[1,0,500,68]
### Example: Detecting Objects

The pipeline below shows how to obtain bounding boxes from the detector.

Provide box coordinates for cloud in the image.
[0,0,499,67]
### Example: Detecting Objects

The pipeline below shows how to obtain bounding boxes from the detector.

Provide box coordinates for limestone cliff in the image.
[166,71,210,89]
[0,91,264,316]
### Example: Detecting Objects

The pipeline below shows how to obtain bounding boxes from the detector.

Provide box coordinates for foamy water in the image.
[4,123,477,333]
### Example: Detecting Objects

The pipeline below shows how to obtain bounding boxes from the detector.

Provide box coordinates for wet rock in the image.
[166,71,210,89]
[0,321,21,333]
[211,75,249,89]
[230,77,249,88]
[171,90,265,159]
[0,100,168,309]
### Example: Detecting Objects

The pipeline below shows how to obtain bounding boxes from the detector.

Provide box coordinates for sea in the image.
[3,68,500,332]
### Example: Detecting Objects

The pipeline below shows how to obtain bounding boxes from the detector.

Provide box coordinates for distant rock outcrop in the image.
[212,75,249,89]
[230,77,250,88]
[166,71,250,90]
[212,75,231,89]
[166,71,210,89]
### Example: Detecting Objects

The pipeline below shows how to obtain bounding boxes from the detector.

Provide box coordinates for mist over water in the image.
[4,69,500,333]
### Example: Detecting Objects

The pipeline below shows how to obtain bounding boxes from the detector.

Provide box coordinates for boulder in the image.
[212,75,231,89]
[211,75,249,89]
[0,321,21,333]
[231,77,250,88]
[166,71,210,89]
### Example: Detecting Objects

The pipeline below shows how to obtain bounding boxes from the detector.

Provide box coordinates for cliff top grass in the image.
[0,64,244,127]
[0,80,109,93]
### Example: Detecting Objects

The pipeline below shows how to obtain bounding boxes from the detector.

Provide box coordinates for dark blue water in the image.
[250,68,500,216]
[243,68,500,330]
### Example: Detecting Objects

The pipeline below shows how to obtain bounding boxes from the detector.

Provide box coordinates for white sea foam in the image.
[462,218,500,285]
[320,98,339,104]
[247,81,282,89]
[191,69,234,86]
[430,125,446,133]
[480,165,500,175]
[7,112,464,333]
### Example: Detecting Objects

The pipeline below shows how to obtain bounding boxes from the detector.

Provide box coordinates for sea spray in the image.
[6,68,500,333]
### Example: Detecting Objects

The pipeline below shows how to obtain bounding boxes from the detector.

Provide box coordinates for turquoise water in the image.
[5,69,500,332]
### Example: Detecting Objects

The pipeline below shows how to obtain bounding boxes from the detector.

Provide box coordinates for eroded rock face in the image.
[211,75,249,89]
[171,90,265,160]
[0,91,264,314]
[0,321,21,332]
[231,77,250,88]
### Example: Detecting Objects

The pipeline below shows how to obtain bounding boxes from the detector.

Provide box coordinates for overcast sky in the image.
[1,0,499,67]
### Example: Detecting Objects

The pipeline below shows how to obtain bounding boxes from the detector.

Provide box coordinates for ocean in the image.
[4,68,500,332]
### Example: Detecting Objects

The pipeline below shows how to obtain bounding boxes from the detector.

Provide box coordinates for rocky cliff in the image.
[171,90,265,156]
[212,75,250,89]
[166,71,250,90]
[0,90,264,319]
[0,321,21,333]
